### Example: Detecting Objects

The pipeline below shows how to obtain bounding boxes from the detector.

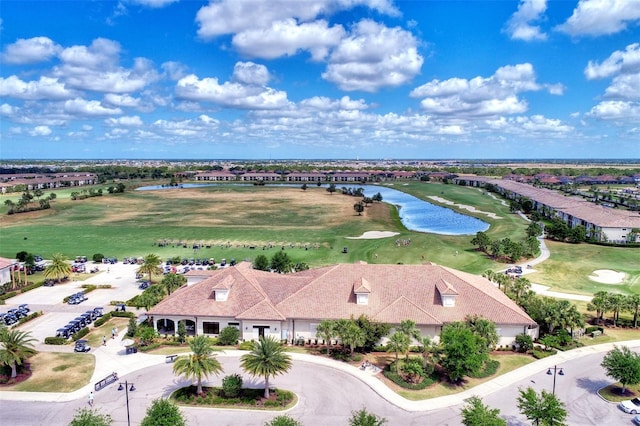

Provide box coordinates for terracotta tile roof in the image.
[353,277,371,293]
[0,257,13,269]
[149,262,536,327]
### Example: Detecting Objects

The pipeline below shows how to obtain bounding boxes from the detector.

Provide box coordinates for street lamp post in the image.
[117,381,136,426]
[546,365,564,395]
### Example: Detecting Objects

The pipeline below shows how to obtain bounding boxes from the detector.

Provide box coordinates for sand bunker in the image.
[428,196,501,220]
[347,231,400,239]
[588,270,626,284]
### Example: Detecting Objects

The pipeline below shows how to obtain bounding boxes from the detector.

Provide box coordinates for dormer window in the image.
[214,289,229,301]
[211,275,234,301]
[353,277,371,305]
[436,279,458,308]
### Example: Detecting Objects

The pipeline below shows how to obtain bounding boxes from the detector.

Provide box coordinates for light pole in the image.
[546,365,564,395]
[117,381,136,426]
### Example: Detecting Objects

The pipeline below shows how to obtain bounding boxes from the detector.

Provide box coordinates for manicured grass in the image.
[1,352,95,392]
[1,180,635,290]
[525,240,640,296]
[598,383,640,402]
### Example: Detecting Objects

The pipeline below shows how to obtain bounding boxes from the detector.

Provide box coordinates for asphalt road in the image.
[1,348,638,426]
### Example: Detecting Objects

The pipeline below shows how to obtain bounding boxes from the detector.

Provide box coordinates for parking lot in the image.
[2,263,145,342]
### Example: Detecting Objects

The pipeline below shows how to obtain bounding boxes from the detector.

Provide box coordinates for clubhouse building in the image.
[148,262,538,346]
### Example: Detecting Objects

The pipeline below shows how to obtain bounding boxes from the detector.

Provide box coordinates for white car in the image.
[619,397,640,414]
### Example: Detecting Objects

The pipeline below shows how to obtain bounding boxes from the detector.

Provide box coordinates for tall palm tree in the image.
[338,321,365,356]
[0,328,37,378]
[173,335,223,395]
[138,253,162,284]
[386,332,410,374]
[240,336,292,398]
[44,253,72,283]
[315,319,336,351]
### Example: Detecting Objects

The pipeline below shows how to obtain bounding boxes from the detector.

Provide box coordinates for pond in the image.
[136,183,489,236]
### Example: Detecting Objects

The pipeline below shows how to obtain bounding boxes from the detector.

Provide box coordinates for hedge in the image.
[94,311,134,327]
[72,327,90,341]
[532,348,558,359]
[15,310,43,327]
[383,362,437,390]
[21,281,45,292]
[467,359,500,379]
[44,336,67,345]
[0,291,18,301]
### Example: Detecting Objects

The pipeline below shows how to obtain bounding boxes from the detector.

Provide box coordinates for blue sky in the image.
[1,0,639,160]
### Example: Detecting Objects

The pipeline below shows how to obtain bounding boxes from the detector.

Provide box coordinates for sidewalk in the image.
[2,334,639,412]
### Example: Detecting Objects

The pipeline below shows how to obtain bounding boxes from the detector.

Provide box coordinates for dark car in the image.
[18,304,30,313]
[74,339,91,352]
[114,304,126,312]
[93,307,104,317]
[138,281,150,290]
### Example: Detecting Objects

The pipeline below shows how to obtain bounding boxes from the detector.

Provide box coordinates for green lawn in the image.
[1,180,636,291]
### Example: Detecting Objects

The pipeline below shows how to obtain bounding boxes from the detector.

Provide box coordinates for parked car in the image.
[56,327,72,339]
[634,415,640,425]
[114,304,126,312]
[18,304,30,313]
[620,397,640,414]
[138,281,150,290]
[93,307,104,317]
[74,339,91,352]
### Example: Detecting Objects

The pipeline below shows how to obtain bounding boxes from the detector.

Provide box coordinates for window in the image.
[203,322,220,335]
[228,322,240,330]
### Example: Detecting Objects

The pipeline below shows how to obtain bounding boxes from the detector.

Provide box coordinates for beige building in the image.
[149,262,538,346]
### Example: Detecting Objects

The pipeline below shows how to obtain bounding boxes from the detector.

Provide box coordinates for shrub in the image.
[111,311,134,319]
[276,390,294,405]
[92,253,105,263]
[515,333,534,352]
[45,336,67,345]
[21,281,44,292]
[16,310,43,326]
[218,326,240,345]
[222,374,243,398]
[238,340,254,350]
[467,359,500,378]
[265,415,303,426]
[72,327,90,341]
[0,291,18,301]
[94,312,113,327]
[585,326,604,335]
[383,364,436,390]
[401,358,425,383]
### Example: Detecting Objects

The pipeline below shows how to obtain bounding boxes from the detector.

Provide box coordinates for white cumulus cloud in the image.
[1,36,62,64]
[0,76,76,100]
[175,73,290,109]
[29,125,52,136]
[322,20,423,92]
[556,0,640,37]
[410,63,557,117]
[504,0,548,41]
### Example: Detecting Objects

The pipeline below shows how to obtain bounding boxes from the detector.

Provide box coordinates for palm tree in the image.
[138,253,162,284]
[397,320,420,360]
[626,294,640,328]
[386,332,410,374]
[44,253,72,283]
[172,335,223,395]
[0,328,37,378]
[240,336,292,398]
[337,320,366,356]
[315,319,336,351]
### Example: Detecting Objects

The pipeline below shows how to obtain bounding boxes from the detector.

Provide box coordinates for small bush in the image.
[383,364,436,390]
[222,374,243,398]
[238,341,254,350]
[80,284,97,293]
[111,311,134,318]
[468,359,500,379]
[218,326,240,345]
[72,327,90,341]
[585,326,604,335]
[138,342,161,352]
[44,336,67,345]
[515,333,534,353]
[93,253,105,263]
